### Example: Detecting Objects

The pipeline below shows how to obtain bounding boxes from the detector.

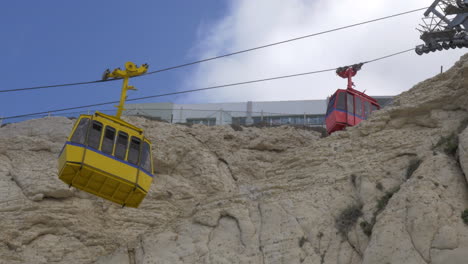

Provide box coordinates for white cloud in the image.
[181,0,467,103]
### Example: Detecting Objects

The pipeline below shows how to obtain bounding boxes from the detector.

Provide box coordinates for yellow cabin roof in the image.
[94,111,143,134]
[78,111,152,144]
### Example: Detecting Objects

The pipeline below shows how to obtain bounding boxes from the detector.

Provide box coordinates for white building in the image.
[124,97,392,126]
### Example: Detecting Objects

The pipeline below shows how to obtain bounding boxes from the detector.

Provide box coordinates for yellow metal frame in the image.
[104,62,148,118]
[57,62,155,208]
[58,112,154,208]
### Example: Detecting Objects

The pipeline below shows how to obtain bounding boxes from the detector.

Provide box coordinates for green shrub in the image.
[376,187,400,215]
[230,124,243,131]
[350,174,357,187]
[376,182,384,191]
[360,221,373,237]
[305,126,327,138]
[462,210,468,225]
[356,186,401,237]
[336,204,363,236]
[444,136,459,155]
[355,185,403,237]
[317,231,324,239]
[433,134,458,156]
[457,117,468,133]
[406,159,422,179]
[298,236,307,247]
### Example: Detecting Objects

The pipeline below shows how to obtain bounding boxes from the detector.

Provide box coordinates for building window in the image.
[307,115,325,125]
[187,118,216,126]
[232,117,246,125]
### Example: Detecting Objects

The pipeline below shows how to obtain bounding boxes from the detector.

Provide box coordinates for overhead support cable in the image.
[0,7,426,94]
[143,8,426,76]
[9,108,317,120]
[0,79,119,93]
[1,48,414,121]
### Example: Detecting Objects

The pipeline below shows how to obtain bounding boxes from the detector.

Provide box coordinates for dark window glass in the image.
[347,93,354,114]
[88,121,103,149]
[337,92,346,110]
[140,142,152,173]
[115,132,128,160]
[70,118,89,144]
[371,104,378,112]
[101,126,116,155]
[355,97,362,117]
[326,95,336,115]
[128,137,141,165]
[364,101,371,119]
[186,118,216,126]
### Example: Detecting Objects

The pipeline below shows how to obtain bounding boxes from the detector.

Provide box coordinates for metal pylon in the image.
[415,0,468,55]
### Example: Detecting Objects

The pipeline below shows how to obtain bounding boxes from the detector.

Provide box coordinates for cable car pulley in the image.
[415,0,468,55]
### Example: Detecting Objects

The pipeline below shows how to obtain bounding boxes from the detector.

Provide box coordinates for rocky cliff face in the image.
[0,53,467,264]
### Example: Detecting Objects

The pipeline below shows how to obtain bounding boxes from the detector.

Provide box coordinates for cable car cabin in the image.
[325,88,380,134]
[58,112,154,208]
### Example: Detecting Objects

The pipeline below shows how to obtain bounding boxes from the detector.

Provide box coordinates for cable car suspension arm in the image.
[336,63,364,89]
[102,62,149,119]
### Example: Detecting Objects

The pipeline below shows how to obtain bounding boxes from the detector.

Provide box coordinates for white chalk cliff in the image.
[0,53,468,264]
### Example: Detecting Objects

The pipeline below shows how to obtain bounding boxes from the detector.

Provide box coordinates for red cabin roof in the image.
[336,87,379,105]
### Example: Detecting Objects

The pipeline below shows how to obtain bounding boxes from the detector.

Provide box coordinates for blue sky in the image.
[1,0,467,122]
[0,1,227,121]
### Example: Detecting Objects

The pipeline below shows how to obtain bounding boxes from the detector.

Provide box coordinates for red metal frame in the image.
[325,65,380,134]
[337,66,358,89]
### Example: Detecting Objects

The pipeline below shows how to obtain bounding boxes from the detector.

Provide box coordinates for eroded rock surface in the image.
[0,53,467,264]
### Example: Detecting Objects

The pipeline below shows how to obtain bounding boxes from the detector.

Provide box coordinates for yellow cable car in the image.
[57,62,154,208]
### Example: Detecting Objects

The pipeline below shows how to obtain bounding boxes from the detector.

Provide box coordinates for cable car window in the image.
[364,101,370,119]
[140,142,152,173]
[355,97,362,117]
[336,92,346,110]
[88,121,103,150]
[115,132,129,160]
[101,126,116,155]
[70,118,89,144]
[347,93,354,114]
[326,95,336,115]
[128,137,141,165]
[371,104,378,112]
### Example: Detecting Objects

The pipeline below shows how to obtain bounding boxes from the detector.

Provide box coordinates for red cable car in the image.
[325,63,380,134]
